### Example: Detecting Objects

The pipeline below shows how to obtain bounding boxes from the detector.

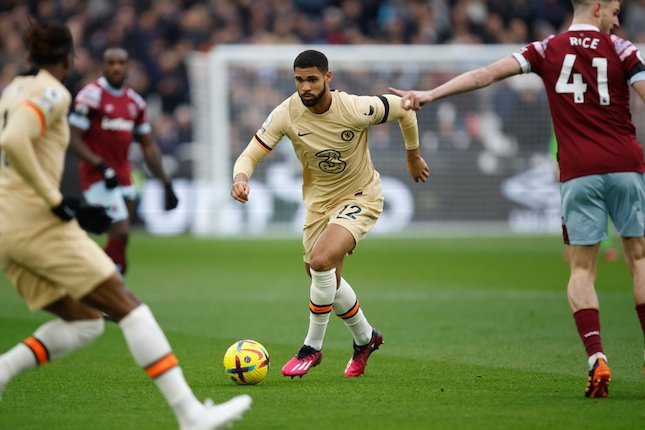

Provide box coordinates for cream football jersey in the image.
[0,69,71,228]
[255,90,392,212]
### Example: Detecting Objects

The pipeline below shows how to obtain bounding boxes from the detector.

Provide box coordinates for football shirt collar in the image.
[97,76,126,97]
[568,24,600,32]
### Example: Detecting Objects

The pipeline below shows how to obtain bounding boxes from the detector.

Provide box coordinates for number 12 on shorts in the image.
[336,204,362,220]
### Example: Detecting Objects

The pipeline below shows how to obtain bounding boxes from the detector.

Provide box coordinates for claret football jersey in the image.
[514,24,645,182]
[69,76,151,189]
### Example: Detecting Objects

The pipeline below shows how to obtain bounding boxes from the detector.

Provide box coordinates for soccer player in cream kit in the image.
[391,0,645,398]
[0,22,250,429]
[231,49,429,378]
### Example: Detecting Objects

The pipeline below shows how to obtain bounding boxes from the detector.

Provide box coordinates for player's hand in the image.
[51,197,81,221]
[164,182,179,210]
[231,179,250,203]
[51,198,112,234]
[76,205,112,234]
[96,162,118,189]
[388,87,428,111]
[407,156,429,183]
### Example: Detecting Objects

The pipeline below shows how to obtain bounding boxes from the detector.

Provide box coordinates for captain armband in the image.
[381,94,420,150]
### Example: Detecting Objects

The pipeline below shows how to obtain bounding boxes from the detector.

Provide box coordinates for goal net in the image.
[185,44,645,237]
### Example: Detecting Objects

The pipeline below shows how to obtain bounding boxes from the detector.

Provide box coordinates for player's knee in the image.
[308,253,335,272]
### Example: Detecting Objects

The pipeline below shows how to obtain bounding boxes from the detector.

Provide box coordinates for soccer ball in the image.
[223,339,270,385]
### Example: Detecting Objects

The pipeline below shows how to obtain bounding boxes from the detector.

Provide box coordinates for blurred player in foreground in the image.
[68,47,178,275]
[231,49,429,378]
[0,21,250,429]
[391,0,645,397]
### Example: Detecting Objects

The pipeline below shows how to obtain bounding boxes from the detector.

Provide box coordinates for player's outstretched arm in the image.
[387,89,431,111]
[390,55,522,111]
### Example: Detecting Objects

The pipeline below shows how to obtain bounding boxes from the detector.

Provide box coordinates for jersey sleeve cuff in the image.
[512,53,531,74]
[629,70,645,85]
[68,113,90,130]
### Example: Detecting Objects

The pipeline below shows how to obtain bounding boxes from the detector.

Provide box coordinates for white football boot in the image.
[180,394,252,430]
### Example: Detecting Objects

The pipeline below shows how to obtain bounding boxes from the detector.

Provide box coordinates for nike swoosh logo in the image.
[297,131,312,136]
[364,105,375,116]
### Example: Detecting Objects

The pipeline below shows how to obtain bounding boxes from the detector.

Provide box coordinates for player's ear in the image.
[326,70,332,84]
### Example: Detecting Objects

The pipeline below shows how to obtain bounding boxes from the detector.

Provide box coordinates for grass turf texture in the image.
[1,234,644,429]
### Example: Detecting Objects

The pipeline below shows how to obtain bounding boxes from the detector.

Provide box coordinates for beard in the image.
[299,82,326,107]
[105,72,126,88]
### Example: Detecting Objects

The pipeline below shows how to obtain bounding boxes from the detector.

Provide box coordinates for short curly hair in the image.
[293,50,328,73]
[23,21,73,66]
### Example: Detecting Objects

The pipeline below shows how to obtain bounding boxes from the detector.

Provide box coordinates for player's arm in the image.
[389,55,522,110]
[138,132,178,210]
[232,102,286,204]
[628,57,645,117]
[68,113,118,188]
[68,125,101,165]
[231,135,272,203]
[0,103,62,207]
[634,80,645,102]
[377,94,429,183]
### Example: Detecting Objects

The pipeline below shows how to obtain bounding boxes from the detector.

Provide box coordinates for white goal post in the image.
[184,44,645,237]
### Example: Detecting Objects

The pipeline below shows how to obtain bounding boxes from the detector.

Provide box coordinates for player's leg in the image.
[607,172,645,375]
[601,222,620,262]
[621,236,645,373]
[561,174,611,397]
[104,192,137,276]
[4,222,250,426]
[281,222,352,378]
[83,273,251,428]
[334,277,371,345]
[333,276,383,377]
[567,244,604,357]
[0,280,105,397]
[567,244,612,397]
[105,193,136,276]
[329,198,384,377]
[83,182,131,275]
[105,218,129,275]
[281,207,355,378]
[305,223,356,347]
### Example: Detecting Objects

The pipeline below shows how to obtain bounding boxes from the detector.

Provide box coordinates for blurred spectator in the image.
[624,0,645,44]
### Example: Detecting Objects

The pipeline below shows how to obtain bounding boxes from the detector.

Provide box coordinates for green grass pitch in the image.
[1,234,644,429]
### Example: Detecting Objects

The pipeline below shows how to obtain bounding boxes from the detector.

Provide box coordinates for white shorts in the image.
[83,181,138,223]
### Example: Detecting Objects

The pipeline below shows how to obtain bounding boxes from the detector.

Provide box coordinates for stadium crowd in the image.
[1,0,644,166]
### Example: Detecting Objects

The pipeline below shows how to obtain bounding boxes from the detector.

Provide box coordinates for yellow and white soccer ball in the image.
[223,339,270,385]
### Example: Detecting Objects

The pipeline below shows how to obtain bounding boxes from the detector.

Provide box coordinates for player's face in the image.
[294,67,331,108]
[599,0,621,33]
[103,53,128,88]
